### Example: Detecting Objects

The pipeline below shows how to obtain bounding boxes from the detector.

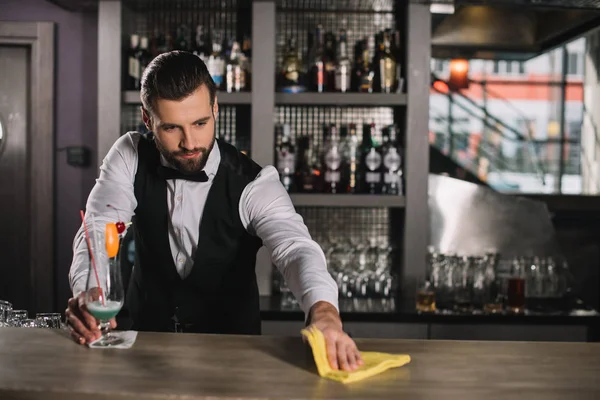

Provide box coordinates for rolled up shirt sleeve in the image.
[239,165,339,318]
[68,133,139,297]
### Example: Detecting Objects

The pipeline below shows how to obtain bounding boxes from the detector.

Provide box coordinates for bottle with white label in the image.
[225,41,247,92]
[360,123,382,194]
[322,124,343,193]
[294,136,321,193]
[341,124,360,193]
[276,124,296,192]
[334,29,351,93]
[193,25,208,58]
[381,125,403,195]
[127,34,141,90]
[138,36,152,82]
[207,30,225,89]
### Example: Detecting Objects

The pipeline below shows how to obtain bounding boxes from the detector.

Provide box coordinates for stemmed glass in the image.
[83,216,124,347]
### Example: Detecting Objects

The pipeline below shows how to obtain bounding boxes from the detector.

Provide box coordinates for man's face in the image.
[142,85,218,174]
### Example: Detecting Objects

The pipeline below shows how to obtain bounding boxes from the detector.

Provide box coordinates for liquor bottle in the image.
[151,31,170,58]
[308,25,328,93]
[276,124,296,192]
[360,123,382,194]
[323,32,337,92]
[350,40,363,92]
[310,136,324,193]
[225,41,246,92]
[391,29,404,93]
[207,29,225,89]
[338,125,349,191]
[126,34,141,90]
[334,29,351,93]
[241,34,252,91]
[174,25,190,51]
[341,124,359,193]
[279,37,305,93]
[379,30,397,93]
[138,36,152,81]
[193,25,209,58]
[242,33,252,59]
[322,124,343,193]
[381,125,403,195]
[296,136,320,193]
[354,39,373,93]
[370,32,387,92]
[222,38,233,61]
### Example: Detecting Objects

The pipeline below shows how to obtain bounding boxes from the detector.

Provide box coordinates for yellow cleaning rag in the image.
[300,325,411,384]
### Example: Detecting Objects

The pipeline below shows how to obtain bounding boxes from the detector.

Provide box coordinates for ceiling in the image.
[46,0,600,60]
[429,0,600,60]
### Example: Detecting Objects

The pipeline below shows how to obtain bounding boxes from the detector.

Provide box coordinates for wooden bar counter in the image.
[1,327,600,399]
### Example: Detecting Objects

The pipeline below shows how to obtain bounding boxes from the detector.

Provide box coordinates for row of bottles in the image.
[124,26,252,92]
[125,25,404,95]
[276,123,404,195]
[278,26,404,94]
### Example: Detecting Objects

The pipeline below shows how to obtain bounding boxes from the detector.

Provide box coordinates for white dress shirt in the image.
[68,132,339,317]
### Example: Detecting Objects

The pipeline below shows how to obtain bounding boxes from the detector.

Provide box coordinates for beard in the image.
[154,134,216,175]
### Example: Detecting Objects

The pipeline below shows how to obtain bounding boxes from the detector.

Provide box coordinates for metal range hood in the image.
[430,0,600,60]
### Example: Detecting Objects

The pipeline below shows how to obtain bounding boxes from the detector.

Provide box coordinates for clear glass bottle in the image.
[308,25,328,93]
[126,34,141,90]
[207,29,225,89]
[279,37,305,93]
[225,41,246,92]
[379,30,397,93]
[381,125,403,195]
[360,123,382,194]
[342,123,360,193]
[322,124,343,193]
[276,124,296,192]
[334,29,351,93]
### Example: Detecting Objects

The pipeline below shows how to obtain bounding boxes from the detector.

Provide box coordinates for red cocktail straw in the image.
[80,210,104,306]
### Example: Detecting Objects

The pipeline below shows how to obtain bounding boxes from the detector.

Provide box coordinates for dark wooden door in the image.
[0,45,31,311]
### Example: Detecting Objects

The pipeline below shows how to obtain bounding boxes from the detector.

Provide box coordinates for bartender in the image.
[66,51,363,371]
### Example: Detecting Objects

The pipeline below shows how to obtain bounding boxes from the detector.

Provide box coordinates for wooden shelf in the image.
[290,194,405,208]
[122,91,252,105]
[276,92,407,106]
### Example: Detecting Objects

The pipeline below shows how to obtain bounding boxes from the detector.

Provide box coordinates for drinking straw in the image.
[80,210,104,306]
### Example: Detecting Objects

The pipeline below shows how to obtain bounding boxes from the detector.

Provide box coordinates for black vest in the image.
[126,134,263,335]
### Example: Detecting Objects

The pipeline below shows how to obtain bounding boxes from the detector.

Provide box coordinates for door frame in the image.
[0,22,55,312]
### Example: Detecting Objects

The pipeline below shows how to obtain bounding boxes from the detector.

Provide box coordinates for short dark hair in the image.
[141,50,216,115]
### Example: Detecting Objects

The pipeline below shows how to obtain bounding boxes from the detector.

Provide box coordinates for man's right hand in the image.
[64,291,116,345]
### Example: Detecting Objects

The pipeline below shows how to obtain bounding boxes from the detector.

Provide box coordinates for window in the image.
[492,60,525,76]
[431,59,449,75]
[567,52,583,76]
[568,120,582,140]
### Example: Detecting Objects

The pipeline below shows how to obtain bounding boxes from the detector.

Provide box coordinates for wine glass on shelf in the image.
[83,215,124,347]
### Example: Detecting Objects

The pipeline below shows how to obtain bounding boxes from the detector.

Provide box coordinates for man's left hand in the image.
[307,301,364,372]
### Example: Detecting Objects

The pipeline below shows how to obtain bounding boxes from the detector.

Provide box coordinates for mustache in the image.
[172,147,207,157]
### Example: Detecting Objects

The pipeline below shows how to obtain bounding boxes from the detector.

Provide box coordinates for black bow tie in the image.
[157,165,209,182]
